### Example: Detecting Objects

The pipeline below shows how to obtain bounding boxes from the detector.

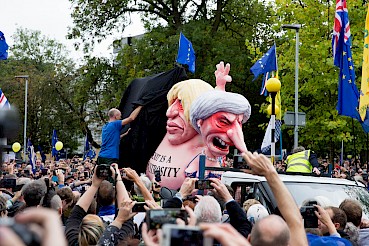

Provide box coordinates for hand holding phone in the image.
[146,209,188,229]
[132,202,146,213]
[195,180,212,190]
[300,205,318,228]
[161,224,213,246]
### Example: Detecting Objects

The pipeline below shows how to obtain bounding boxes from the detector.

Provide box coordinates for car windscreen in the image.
[284,182,369,216]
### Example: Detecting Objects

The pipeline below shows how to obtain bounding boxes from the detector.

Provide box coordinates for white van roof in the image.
[221,171,364,187]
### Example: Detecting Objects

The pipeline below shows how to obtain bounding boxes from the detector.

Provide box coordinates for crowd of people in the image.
[0,150,368,246]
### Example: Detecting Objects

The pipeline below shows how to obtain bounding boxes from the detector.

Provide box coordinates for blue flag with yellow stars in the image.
[250,44,277,81]
[0,31,8,60]
[332,0,369,132]
[176,32,196,73]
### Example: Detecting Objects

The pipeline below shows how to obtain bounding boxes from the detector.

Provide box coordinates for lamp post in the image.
[266,78,281,165]
[282,24,301,149]
[15,75,29,161]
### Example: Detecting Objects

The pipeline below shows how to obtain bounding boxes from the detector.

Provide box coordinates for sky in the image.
[0,0,145,62]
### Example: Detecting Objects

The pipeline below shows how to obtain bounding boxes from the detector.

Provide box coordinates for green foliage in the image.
[0,28,81,152]
[275,0,368,158]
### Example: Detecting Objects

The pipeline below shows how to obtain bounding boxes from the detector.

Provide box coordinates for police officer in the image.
[285,146,321,175]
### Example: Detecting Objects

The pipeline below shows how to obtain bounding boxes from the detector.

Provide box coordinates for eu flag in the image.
[250,44,277,81]
[0,31,8,60]
[52,129,59,159]
[176,32,196,73]
[332,0,369,132]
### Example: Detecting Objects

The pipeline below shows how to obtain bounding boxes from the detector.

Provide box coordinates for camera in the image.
[96,164,112,179]
[155,170,161,182]
[195,180,213,190]
[146,209,188,229]
[233,154,250,170]
[161,224,213,246]
[132,202,146,212]
[300,205,318,228]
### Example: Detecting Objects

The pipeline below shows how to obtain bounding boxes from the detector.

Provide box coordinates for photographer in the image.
[65,165,105,246]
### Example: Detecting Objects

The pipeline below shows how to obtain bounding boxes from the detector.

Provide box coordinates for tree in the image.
[0,28,81,152]
[274,0,368,160]
[103,0,277,151]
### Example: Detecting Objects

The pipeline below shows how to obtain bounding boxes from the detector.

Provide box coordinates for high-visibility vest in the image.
[286,150,312,173]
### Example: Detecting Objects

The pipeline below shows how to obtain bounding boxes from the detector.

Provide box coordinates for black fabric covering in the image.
[118,66,188,174]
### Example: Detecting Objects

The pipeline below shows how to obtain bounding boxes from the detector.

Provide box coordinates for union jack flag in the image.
[0,89,10,108]
[331,0,369,132]
[332,0,351,66]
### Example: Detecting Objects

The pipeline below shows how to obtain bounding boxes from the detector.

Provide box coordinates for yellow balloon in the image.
[267,104,280,115]
[12,142,21,153]
[55,141,63,151]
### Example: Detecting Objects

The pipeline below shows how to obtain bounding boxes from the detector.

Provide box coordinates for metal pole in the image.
[24,77,28,161]
[294,29,300,149]
[281,24,301,149]
[15,75,29,161]
[271,92,276,165]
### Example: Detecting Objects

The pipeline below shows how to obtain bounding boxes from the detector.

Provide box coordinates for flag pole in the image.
[352,118,356,165]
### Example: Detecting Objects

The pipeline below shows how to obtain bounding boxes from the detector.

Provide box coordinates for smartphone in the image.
[146,209,188,230]
[0,179,16,189]
[300,205,318,228]
[84,171,89,178]
[41,168,48,176]
[132,202,146,213]
[120,169,126,177]
[233,155,250,169]
[195,180,213,190]
[96,164,111,179]
[154,170,161,182]
[161,224,213,246]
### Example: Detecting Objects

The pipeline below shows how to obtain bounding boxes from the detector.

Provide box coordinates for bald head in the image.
[108,108,121,119]
[250,215,290,246]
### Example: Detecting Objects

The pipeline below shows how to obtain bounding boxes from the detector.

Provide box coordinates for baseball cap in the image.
[246,204,269,225]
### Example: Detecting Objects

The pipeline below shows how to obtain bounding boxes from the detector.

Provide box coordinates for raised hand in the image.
[215,61,232,91]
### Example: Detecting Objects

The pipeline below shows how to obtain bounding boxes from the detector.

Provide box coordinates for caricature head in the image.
[166,79,213,145]
[190,90,251,157]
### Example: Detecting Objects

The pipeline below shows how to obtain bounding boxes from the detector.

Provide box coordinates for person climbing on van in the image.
[285,146,321,176]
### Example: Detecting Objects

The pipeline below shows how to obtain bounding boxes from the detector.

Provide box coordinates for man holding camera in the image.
[97,106,142,165]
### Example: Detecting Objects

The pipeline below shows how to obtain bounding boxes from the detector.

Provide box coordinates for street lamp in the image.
[266,77,281,164]
[15,75,29,161]
[282,24,301,149]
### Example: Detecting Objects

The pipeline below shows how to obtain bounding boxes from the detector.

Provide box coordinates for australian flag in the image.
[176,32,196,73]
[52,129,59,159]
[27,139,37,170]
[332,0,369,132]
[0,31,8,60]
[0,89,10,108]
[83,135,96,160]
